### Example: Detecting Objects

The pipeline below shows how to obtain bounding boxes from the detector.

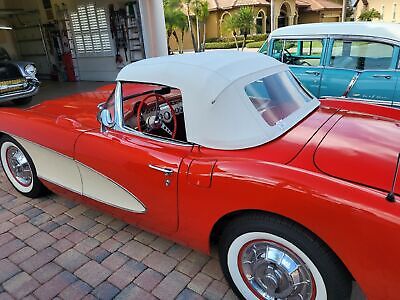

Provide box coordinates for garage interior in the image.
[0,0,167,106]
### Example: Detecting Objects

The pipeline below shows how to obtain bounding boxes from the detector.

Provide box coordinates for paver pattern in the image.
[0,170,238,300]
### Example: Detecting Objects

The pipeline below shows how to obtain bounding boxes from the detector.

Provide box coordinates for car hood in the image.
[314,111,400,195]
[26,84,116,129]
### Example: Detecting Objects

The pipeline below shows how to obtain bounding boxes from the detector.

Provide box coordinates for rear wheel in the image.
[219,213,352,300]
[0,136,47,198]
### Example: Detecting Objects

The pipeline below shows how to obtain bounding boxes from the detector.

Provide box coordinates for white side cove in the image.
[77,163,146,213]
[13,136,146,213]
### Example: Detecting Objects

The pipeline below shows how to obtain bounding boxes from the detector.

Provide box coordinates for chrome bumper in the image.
[0,79,40,103]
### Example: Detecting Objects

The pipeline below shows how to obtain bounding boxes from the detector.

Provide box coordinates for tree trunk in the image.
[186,7,198,52]
[180,31,185,54]
[172,30,180,53]
[167,30,172,55]
[233,32,239,51]
[196,16,200,52]
[241,33,247,51]
[202,22,206,52]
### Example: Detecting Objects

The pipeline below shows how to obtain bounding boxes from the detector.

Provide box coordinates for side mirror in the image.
[98,108,114,132]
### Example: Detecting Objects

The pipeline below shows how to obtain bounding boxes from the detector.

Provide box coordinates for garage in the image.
[0,0,167,82]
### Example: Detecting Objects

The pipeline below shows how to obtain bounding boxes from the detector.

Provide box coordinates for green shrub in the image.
[246,41,265,48]
[251,33,267,42]
[205,39,256,49]
[205,33,267,43]
[205,41,238,49]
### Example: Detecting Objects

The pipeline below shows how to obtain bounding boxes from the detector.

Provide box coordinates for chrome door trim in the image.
[342,72,361,97]
[108,81,194,148]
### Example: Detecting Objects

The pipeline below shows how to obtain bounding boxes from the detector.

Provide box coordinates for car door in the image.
[73,85,192,234]
[74,129,192,234]
[269,38,326,97]
[320,38,398,105]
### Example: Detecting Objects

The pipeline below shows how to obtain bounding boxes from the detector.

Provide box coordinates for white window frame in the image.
[70,3,113,57]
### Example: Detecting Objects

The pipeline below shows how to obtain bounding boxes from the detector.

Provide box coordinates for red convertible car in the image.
[0,52,399,300]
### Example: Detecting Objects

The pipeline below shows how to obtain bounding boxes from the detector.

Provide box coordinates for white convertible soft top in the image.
[117,52,319,150]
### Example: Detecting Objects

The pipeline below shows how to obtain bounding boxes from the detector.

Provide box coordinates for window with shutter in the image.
[70,3,112,57]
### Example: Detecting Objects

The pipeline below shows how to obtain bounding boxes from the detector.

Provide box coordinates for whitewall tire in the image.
[0,136,47,198]
[219,213,352,300]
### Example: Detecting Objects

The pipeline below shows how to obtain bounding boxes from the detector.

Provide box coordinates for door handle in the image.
[373,74,392,79]
[148,164,173,176]
[305,70,320,76]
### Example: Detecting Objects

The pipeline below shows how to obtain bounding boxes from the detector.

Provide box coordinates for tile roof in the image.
[208,0,270,11]
[299,0,342,11]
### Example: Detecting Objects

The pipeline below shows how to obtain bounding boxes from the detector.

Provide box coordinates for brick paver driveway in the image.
[0,170,238,300]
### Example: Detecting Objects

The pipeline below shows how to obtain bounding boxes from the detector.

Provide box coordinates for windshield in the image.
[245,71,313,126]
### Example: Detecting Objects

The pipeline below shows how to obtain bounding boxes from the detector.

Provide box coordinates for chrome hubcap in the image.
[6,146,32,187]
[239,240,314,299]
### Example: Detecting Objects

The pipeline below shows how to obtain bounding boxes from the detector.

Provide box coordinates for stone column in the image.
[288,15,295,25]
[138,0,168,58]
[270,0,275,32]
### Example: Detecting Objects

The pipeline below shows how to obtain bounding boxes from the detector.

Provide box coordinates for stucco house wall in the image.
[354,0,400,22]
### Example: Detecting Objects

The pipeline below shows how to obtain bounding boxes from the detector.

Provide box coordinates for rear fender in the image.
[320,98,400,120]
[176,159,400,300]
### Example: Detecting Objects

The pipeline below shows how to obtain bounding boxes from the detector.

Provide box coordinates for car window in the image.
[330,40,394,70]
[245,71,313,126]
[121,82,187,143]
[271,39,323,67]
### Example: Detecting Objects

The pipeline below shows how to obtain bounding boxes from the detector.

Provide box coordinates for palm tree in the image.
[199,0,209,51]
[224,7,255,51]
[223,15,240,50]
[175,11,188,53]
[183,0,198,52]
[164,0,179,53]
[164,0,188,54]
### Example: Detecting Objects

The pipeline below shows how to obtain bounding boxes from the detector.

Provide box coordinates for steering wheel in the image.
[136,93,177,139]
[282,49,293,63]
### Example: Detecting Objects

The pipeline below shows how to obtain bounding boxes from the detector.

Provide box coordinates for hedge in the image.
[205,41,237,49]
[205,33,267,43]
[205,39,255,49]
[246,41,265,48]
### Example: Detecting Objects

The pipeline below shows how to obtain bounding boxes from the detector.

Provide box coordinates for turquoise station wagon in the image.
[259,22,400,107]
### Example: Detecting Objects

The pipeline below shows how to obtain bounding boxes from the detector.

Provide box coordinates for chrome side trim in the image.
[39,176,82,195]
[342,72,361,97]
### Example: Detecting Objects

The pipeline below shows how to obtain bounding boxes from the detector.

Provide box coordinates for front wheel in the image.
[0,135,47,198]
[219,213,352,300]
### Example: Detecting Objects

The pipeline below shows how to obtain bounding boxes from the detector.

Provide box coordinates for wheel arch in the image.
[209,209,355,281]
